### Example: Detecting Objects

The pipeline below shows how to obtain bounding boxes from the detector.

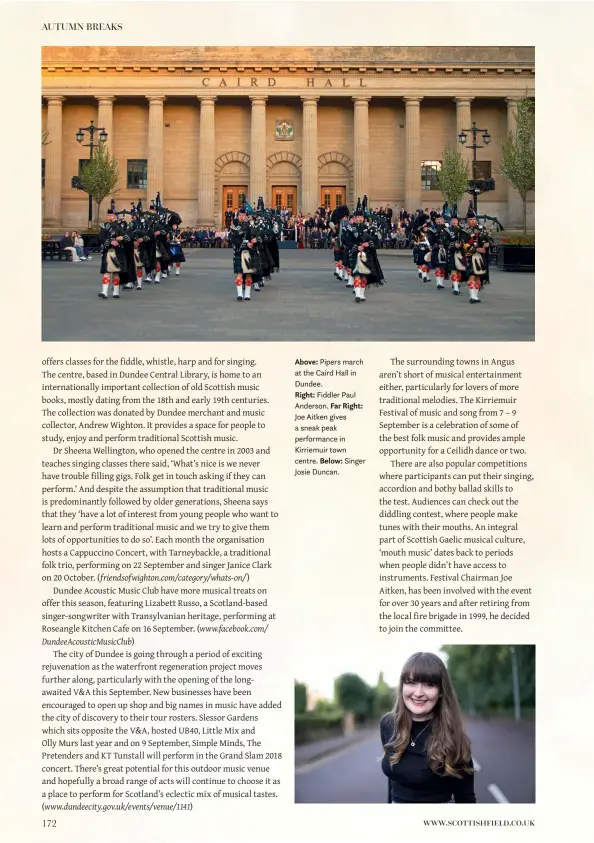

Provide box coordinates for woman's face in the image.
[402,678,440,720]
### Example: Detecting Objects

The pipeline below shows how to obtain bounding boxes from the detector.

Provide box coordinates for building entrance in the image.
[320,186,347,211]
[222,185,248,225]
[271,186,297,214]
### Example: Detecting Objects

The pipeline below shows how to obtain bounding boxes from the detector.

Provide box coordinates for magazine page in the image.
[1,2,592,841]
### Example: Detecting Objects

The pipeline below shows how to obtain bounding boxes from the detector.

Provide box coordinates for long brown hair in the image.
[384,652,472,778]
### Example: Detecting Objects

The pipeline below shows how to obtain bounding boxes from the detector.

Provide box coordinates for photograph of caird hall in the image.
[42,47,535,230]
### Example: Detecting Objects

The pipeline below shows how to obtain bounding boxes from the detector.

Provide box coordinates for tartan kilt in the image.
[365,248,385,286]
[100,245,127,275]
[432,245,449,279]
[413,245,431,266]
[233,247,263,276]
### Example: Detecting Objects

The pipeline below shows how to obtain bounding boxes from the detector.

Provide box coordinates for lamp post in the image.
[458,121,491,214]
[75,120,108,229]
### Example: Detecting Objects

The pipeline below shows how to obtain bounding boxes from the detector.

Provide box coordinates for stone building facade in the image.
[42,47,535,229]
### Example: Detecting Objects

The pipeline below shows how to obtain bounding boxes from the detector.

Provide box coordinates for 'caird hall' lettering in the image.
[198,76,367,88]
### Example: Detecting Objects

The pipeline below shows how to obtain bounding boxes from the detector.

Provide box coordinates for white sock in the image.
[244,285,251,300]
[155,272,161,284]
[453,281,460,292]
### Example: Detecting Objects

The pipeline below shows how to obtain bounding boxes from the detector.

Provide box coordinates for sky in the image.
[294,638,448,699]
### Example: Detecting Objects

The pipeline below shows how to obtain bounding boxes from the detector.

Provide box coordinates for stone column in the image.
[301,97,319,215]
[404,97,422,212]
[96,96,115,153]
[505,98,524,228]
[146,95,165,204]
[352,96,370,204]
[455,97,474,173]
[249,96,268,205]
[44,96,64,227]
[197,96,216,226]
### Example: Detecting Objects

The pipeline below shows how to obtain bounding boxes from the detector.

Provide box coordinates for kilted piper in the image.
[98,208,130,299]
[229,208,263,301]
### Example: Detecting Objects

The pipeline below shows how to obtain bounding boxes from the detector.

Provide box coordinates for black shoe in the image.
[452,290,460,296]
[236,296,243,301]
[355,297,360,304]
[437,285,444,290]
[98,292,107,298]
[469,298,481,304]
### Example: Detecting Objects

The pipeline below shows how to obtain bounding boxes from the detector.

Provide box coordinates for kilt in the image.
[346,247,359,273]
[432,245,449,279]
[413,245,431,266]
[100,245,127,275]
[233,247,263,276]
[449,249,470,282]
[354,247,384,285]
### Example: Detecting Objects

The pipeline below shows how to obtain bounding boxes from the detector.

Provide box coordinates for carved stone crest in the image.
[275,120,294,141]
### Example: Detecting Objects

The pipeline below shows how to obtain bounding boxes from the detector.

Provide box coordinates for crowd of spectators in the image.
[179,204,470,250]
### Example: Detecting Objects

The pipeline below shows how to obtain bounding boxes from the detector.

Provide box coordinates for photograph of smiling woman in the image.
[381,652,476,803]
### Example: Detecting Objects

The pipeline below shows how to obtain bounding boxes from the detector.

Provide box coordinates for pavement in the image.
[42,249,534,342]
[294,717,535,804]
[295,727,377,768]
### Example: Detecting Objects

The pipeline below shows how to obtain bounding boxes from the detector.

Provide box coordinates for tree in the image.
[79,142,120,226]
[436,145,470,208]
[441,645,535,716]
[334,673,373,720]
[499,97,535,234]
[372,671,394,718]
[294,682,307,715]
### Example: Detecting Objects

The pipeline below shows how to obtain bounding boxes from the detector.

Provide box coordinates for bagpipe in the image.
[474,214,504,232]
[148,193,182,229]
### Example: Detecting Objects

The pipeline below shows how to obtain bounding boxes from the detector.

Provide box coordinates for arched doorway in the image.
[215,152,250,225]
[318,153,353,211]
[267,153,302,213]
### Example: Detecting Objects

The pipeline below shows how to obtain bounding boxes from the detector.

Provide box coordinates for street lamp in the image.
[75,120,108,228]
[458,121,491,214]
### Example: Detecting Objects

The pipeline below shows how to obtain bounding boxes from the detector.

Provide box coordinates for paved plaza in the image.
[42,249,534,342]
